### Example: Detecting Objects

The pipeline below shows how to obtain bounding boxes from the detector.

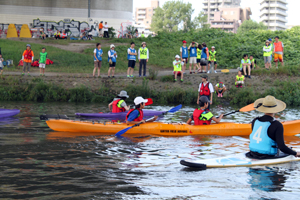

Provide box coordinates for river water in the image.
[1,102,300,199]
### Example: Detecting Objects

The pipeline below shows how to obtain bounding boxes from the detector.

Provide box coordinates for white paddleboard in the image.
[180,150,300,169]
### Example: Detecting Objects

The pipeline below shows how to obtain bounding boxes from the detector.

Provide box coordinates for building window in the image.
[224,11,228,15]
[149,9,151,11]
[146,21,149,23]
[149,14,151,16]
[231,11,234,15]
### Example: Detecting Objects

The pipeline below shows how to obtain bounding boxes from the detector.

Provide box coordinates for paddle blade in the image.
[115,126,133,137]
[239,103,255,112]
[221,69,230,73]
[168,104,182,113]
[145,98,153,106]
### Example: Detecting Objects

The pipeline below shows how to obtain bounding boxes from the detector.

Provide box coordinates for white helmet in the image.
[175,55,180,59]
[110,44,115,49]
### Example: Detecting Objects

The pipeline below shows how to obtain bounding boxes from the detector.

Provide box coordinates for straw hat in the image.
[254,95,286,113]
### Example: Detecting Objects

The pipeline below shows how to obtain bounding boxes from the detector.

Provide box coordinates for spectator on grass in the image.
[127,42,137,78]
[93,43,103,77]
[273,36,284,68]
[39,47,47,76]
[40,28,46,40]
[60,30,67,39]
[173,55,184,82]
[134,30,139,38]
[240,54,251,78]
[188,42,198,74]
[141,31,145,38]
[249,55,259,69]
[22,44,34,76]
[98,21,103,37]
[263,40,272,70]
[80,32,87,40]
[235,70,245,88]
[88,32,93,40]
[103,22,109,38]
[215,82,226,97]
[54,30,60,39]
[108,44,117,78]
[0,54,4,76]
[138,42,149,77]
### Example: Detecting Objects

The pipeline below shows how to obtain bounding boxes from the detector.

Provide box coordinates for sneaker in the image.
[220,93,223,97]
[43,74,45,77]
[218,93,221,97]
[215,70,217,73]
[240,85,243,88]
[28,73,30,76]
[181,79,183,82]
[127,75,130,78]
[236,85,239,88]
[190,72,192,74]
[112,76,115,78]
[174,79,177,82]
[248,75,251,79]
[40,74,42,76]
[245,75,248,78]
[183,72,186,74]
[207,71,210,74]
[130,75,134,78]
[108,76,111,78]
[139,75,141,77]
[21,73,24,76]
[143,75,146,77]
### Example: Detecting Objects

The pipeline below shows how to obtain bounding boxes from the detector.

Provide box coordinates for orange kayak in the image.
[46,119,300,136]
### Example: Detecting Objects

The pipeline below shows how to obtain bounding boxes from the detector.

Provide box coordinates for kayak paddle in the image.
[115,104,182,137]
[218,103,255,118]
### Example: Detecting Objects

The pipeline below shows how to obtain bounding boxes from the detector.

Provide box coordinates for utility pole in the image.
[88,0,91,18]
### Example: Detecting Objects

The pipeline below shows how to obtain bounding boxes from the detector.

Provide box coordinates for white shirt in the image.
[108,50,117,58]
[103,24,108,31]
[173,60,184,67]
[198,82,214,93]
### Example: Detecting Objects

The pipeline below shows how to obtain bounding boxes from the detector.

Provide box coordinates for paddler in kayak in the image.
[248,95,300,158]
[126,96,158,124]
[108,90,130,113]
[186,96,223,125]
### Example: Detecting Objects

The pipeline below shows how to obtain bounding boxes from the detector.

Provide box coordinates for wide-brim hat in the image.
[254,95,286,113]
[117,90,129,98]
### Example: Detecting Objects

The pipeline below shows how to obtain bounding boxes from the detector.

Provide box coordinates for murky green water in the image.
[1,102,300,199]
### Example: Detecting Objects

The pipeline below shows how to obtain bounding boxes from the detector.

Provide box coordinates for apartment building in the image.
[260,0,288,30]
[135,0,159,32]
[202,0,241,23]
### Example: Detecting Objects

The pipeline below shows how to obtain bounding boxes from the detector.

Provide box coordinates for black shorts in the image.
[109,62,116,67]
[200,59,207,66]
[128,60,136,68]
[208,61,217,64]
[182,57,188,64]
[197,59,201,63]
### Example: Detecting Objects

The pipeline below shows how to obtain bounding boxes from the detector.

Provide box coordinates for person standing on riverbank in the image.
[0,54,4,76]
[263,40,272,70]
[188,42,198,74]
[108,90,130,113]
[240,54,251,78]
[127,42,137,78]
[93,43,103,77]
[138,42,149,77]
[197,74,214,109]
[201,43,209,73]
[247,95,300,159]
[186,96,223,125]
[180,40,188,74]
[273,36,284,68]
[208,46,217,73]
[103,22,109,38]
[39,47,47,76]
[196,44,202,73]
[173,55,184,82]
[98,21,103,37]
[22,44,34,76]
[108,44,117,78]
[268,38,273,68]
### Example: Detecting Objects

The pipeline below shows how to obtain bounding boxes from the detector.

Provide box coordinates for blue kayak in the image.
[0,109,20,118]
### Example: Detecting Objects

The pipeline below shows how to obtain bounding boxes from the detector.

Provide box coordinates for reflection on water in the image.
[0,101,300,199]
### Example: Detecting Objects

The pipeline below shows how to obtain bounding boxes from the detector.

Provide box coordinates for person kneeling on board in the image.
[186,96,223,125]
[126,97,158,124]
[248,95,300,158]
[108,91,130,113]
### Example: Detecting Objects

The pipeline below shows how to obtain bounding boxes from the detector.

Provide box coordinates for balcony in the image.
[137,10,146,14]
[260,9,287,17]
[137,15,146,19]
[260,3,287,10]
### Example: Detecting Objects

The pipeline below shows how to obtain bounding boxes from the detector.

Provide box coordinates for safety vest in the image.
[173,60,182,71]
[127,48,136,60]
[108,50,117,62]
[199,82,211,96]
[139,47,148,59]
[263,45,272,57]
[197,48,201,59]
[249,120,278,155]
[39,52,47,64]
[235,75,245,85]
[94,48,103,61]
[126,108,144,121]
[141,34,145,38]
[209,51,217,61]
[112,99,126,113]
[250,58,256,68]
[240,59,250,69]
[181,46,188,58]
[190,47,197,57]
[201,47,208,59]
[216,83,223,89]
[24,50,33,62]
[274,41,283,52]
[193,109,213,125]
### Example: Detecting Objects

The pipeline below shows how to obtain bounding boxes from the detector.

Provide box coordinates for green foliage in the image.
[108,27,116,38]
[237,20,267,34]
[148,68,158,80]
[160,75,174,82]
[193,11,210,29]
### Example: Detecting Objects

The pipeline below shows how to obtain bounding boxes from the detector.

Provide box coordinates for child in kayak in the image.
[108,91,130,113]
[186,96,223,125]
[126,96,158,124]
[247,95,300,159]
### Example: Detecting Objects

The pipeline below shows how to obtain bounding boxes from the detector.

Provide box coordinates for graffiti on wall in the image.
[0,19,98,37]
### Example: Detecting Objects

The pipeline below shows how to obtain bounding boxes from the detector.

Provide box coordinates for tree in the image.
[238,20,267,34]
[193,11,210,29]
[151,0,201,33]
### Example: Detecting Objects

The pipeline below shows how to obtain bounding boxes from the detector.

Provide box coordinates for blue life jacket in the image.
[94,48,103,61]
[249,120,278,155]
[108,50,117,62]
[127,48,136,60]
[190,47,197,57]
[201,47,208,59]
[181,46,188,58]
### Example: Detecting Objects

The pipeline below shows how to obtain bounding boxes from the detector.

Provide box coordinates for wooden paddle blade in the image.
[145,98,153,106]
[239,103,255,112]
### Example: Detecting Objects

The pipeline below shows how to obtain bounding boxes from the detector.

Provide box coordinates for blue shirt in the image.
[189,47,197,57]
[201,47,208,59]
[181,46,188,58]
[126,110,140,122]
[127,48,136,60]
[94,48,103,61]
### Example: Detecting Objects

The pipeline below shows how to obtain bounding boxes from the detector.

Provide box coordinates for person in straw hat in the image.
[247,95,300,159]
[109,90,130,113]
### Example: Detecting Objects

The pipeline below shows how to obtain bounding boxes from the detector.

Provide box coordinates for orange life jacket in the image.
[24,50,33,61]
[274,41,283,52]
[193,108,212,125]
[126,109,143,121]
[112,99,126,113]
[199,82,211,96]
